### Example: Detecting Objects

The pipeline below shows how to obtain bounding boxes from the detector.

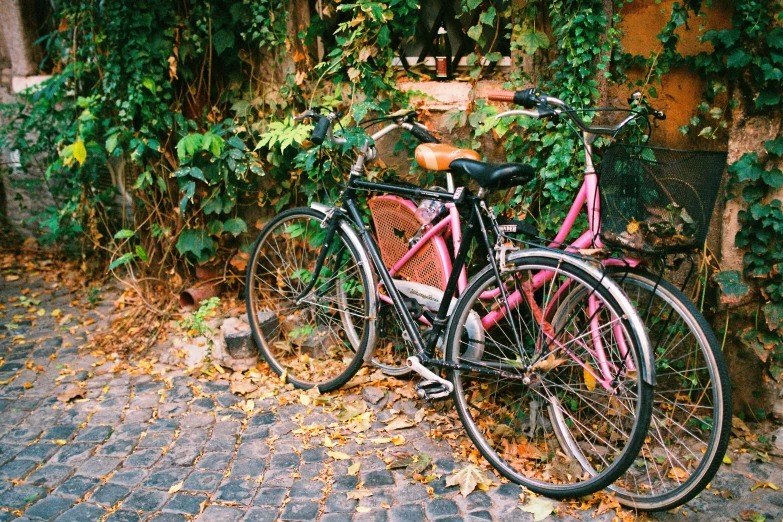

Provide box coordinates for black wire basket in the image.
[599,144,728,254]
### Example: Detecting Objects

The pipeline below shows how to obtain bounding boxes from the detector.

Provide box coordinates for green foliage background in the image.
[0,0,781,379]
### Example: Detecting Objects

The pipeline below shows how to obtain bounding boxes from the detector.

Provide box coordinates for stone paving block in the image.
[354,509,387,522]
[180,414,214,429]
[324,493,356,513]
[54,476,100,499]
[301,447,328,463]
[124,448,162,468]
[289,479,324,499]
[96,438,136,458]
[22,494,74,521]
[388,504,425,522]
[52,502,105,522]
[269,452,299,470]
[74,426,112,443]
[196,452,232,470]
[280,500,319,521]
[123,409,154,424]
[236,441,269,460]
[3,427,43,444]
[297,463,323,480]
[162,493,208,515]
[40,425,79,441]
[253,487,287,506]
[362,469,395,488]
[138,432,175,448]
[50,444,96,466]
[159,444,202,467]
[259,468,294,488]
[17,443,58,463]
[107,467,149,487]
[90,483,131,506]
[145,468,190,490]
[240,427,269,442]
[189,397,216,413]
[205,433,236,453]
[320,514,352,522]
[103,511,143,522]
[149,514,188,522]
[174,428,209,447]
[122,488,169,513]
[195,505,243,522]
[0,458,37,481]
[183,471,223,493]
[241,507,278,522]
[25,464,75,488]
[213,479,257,505]
[393,482,430,504]
[331,475,358,492]
[425,498,459,519]
[0,511,14,522]
[75,456,121,478]
[358,490,392,510]
[112,422,147,440]
[247,412,276,428]
[230,458,266,479]
[464,510,493,521]
[463,490,492,511]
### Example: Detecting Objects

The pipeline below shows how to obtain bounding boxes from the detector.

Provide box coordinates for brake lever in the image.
[293,110,319,122]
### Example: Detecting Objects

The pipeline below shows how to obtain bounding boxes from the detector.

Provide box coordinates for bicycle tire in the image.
[445,251,654,498]
[604,269,731,511]
[245,207,375,392]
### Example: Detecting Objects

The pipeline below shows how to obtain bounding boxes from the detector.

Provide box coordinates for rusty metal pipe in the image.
[179,283,220,310]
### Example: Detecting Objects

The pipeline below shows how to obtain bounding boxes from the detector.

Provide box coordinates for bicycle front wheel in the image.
[245,207,375,392]
[605,269,731,511]
[445,251,653,498]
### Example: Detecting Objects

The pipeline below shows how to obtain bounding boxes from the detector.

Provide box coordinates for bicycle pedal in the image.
[415,380,451,400]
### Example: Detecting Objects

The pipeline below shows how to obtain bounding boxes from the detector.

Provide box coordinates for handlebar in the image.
[487,88,666,136]
[293,109,438,149]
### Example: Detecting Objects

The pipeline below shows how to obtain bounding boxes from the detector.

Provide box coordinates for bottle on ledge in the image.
[434,23,452,81]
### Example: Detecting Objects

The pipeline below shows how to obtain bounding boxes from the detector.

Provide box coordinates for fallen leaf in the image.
[532,353,568,372]
[347,490,373,500]
[519,496,557,521]
[384,417,414,432]
[751,482,779,491]
[391,435,406,446]
[168,482,183,494]
[370,437,392,444]
[348,462,360,476]
[57,387,86,403]
[355,506,371,513]
[5,275,19,282]
[54,439,67,445]
[327,451,352,460]
[445,465,493,497]
[230,379,257,395]
[723,455,732,465]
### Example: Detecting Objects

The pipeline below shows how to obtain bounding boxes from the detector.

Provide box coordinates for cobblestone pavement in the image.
[1,262,783,522]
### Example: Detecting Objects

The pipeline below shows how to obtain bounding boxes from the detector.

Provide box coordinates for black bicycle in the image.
[245,109,655,497]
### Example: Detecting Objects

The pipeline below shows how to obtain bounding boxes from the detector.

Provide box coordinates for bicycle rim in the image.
[245,207,372,391]
[605,269,731,511]
[446,253,653,498]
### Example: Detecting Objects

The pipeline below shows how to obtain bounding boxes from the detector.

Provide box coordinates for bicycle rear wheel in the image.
[245,207,375,391]
[445,251,653,498]
[604,269,731,511]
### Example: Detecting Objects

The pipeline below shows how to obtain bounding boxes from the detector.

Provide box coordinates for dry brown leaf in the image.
[168,482,183,494]
[445,465,493,497]
[347,462,360,476]
[384,417,414,432]
[57,387,86,403]
[347,490,373,500]
[327,451,352,460]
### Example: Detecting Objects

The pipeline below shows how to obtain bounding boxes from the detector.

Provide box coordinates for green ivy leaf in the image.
[73,140,87,166]
[712,270,750,305]
[725,48,751,68]
[142,77,155,93]
[762,168,783,189]
[207,219,224,235]
[135,245,149,263]
[176,228,215,263]
[114,229,135,239]
[467,25,483,42]
[109,253,136,271]
[767,27,783,49]
[201,132,225,157]
[765,138,783,156]
[519,29,550,54]
[223,217,247,236]
[176,134,204,160]
[213,29,235,55]
[756,91,781,107]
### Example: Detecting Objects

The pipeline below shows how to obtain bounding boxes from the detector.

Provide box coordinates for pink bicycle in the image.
[372,88,730,511]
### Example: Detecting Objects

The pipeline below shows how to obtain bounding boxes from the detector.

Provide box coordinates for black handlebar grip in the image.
[409,125,440,144]
[513,88,541,109]
[311,116,330,145]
